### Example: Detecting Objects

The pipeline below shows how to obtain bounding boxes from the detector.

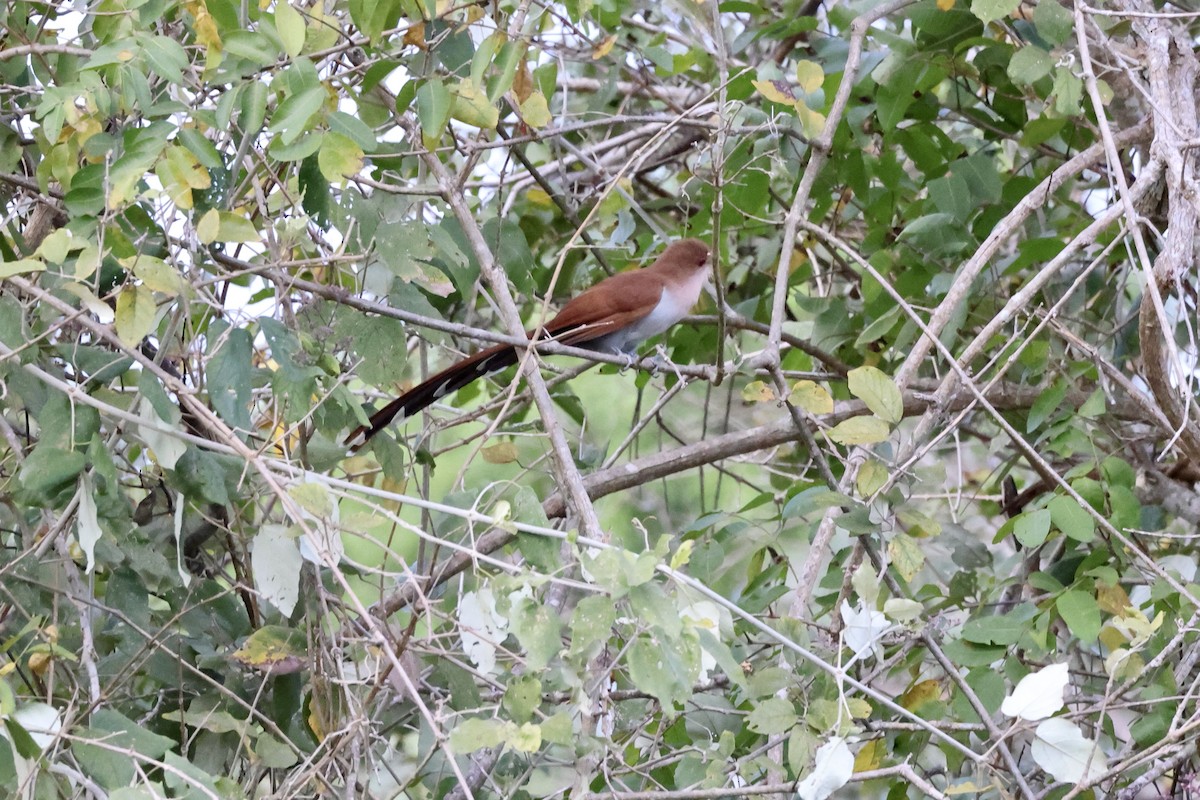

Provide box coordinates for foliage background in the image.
[0,0,1198,797]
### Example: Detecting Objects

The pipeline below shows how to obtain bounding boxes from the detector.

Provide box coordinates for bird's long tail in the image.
[345,342,518,449]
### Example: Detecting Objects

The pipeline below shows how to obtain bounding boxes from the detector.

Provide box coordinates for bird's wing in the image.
[540,270,664,344]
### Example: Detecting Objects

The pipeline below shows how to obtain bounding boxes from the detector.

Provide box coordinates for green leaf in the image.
[140,34,188,84]
[847,366,903,424]
[19,447,86,502]
[242,81,270,134]
[139,369,178,424]
[568,595,617,658]
[748,696,798,734]
[172,447,233,505]
[782,487,848,518]
[328,110,378,151]
[349,0,401,42]
[259,317,323,422]
[502,675,542,724]
[489,40,524,102]
[224,30,278,66]
[949,154,1002,204]
[1048,495,1095,543]
[1008,46,1054,86]
[275,1,306,58]
[1033,0,1074,45]
[1014,508,1052,548]
[131,256,185,295]
[509,598,563,671]
[177,128,224,170]
[627,632,700,709]
[960,614,1025,645]
[317,131,364,181]
[970,0,1020,24]
[74,709,176,790]
[1052,66,1084,116]
[928,173,972,221]
[0,258,45,278]
[1057,590,1101,642]
[1027,380,1067,432]
[207,322,255,433]
[253,733,298,769]
[416,79,452,148]
[162,751,222,797]
[448,718,508,752]
[196,210,260,244]
[269,86,326,145]
[942,638,1008,667]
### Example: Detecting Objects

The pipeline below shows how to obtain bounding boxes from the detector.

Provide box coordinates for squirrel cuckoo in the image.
[346,238,711,448]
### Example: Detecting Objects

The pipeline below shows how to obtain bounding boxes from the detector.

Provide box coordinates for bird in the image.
[346,238,712,449]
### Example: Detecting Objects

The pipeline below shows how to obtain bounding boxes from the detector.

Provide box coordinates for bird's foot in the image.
[652,344,685,381]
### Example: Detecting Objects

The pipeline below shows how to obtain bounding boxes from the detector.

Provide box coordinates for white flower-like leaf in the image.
[251,524,302,616]
[459,587,508,675]
[1032,717,1108,784]
[1001,662,1069,721]
[841,600,888,663]
[796,736,854,800]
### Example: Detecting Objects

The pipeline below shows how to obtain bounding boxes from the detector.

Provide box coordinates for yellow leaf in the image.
[856,459,888,497]
[129,256,185,295]
[189,1,222,52]
[796,99,827,139]
[317,132,364,182]
[157,145,210,210]
[196,208,220,244]
[0,258,45,278]
[752,78,797,107]
[592,34,617,60]
[481,442,519,464]
[288,482,334,518]
[946,781,989,795]
[900,679,941,712]
[742,380,775,403]
[788,380,832,414]
[28,651,50,677]
[403,21,427,50]
[828,415,890,445]
[519,91,552,128]
[852,738,884,772]
[1098,625,1126,651]
[230,625,307,674]
[203,210,260,243]
[451,79,499,130]
[513,59,533,103]
[670,540,693,569]
[275,0,305,58]
[887,533,924,582]
[845,698,871,719]
[115,284,158,345]
[1097,583,1132,616]
[795,60,824,93]
[74,247,101,281]
[847,365,903,424]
